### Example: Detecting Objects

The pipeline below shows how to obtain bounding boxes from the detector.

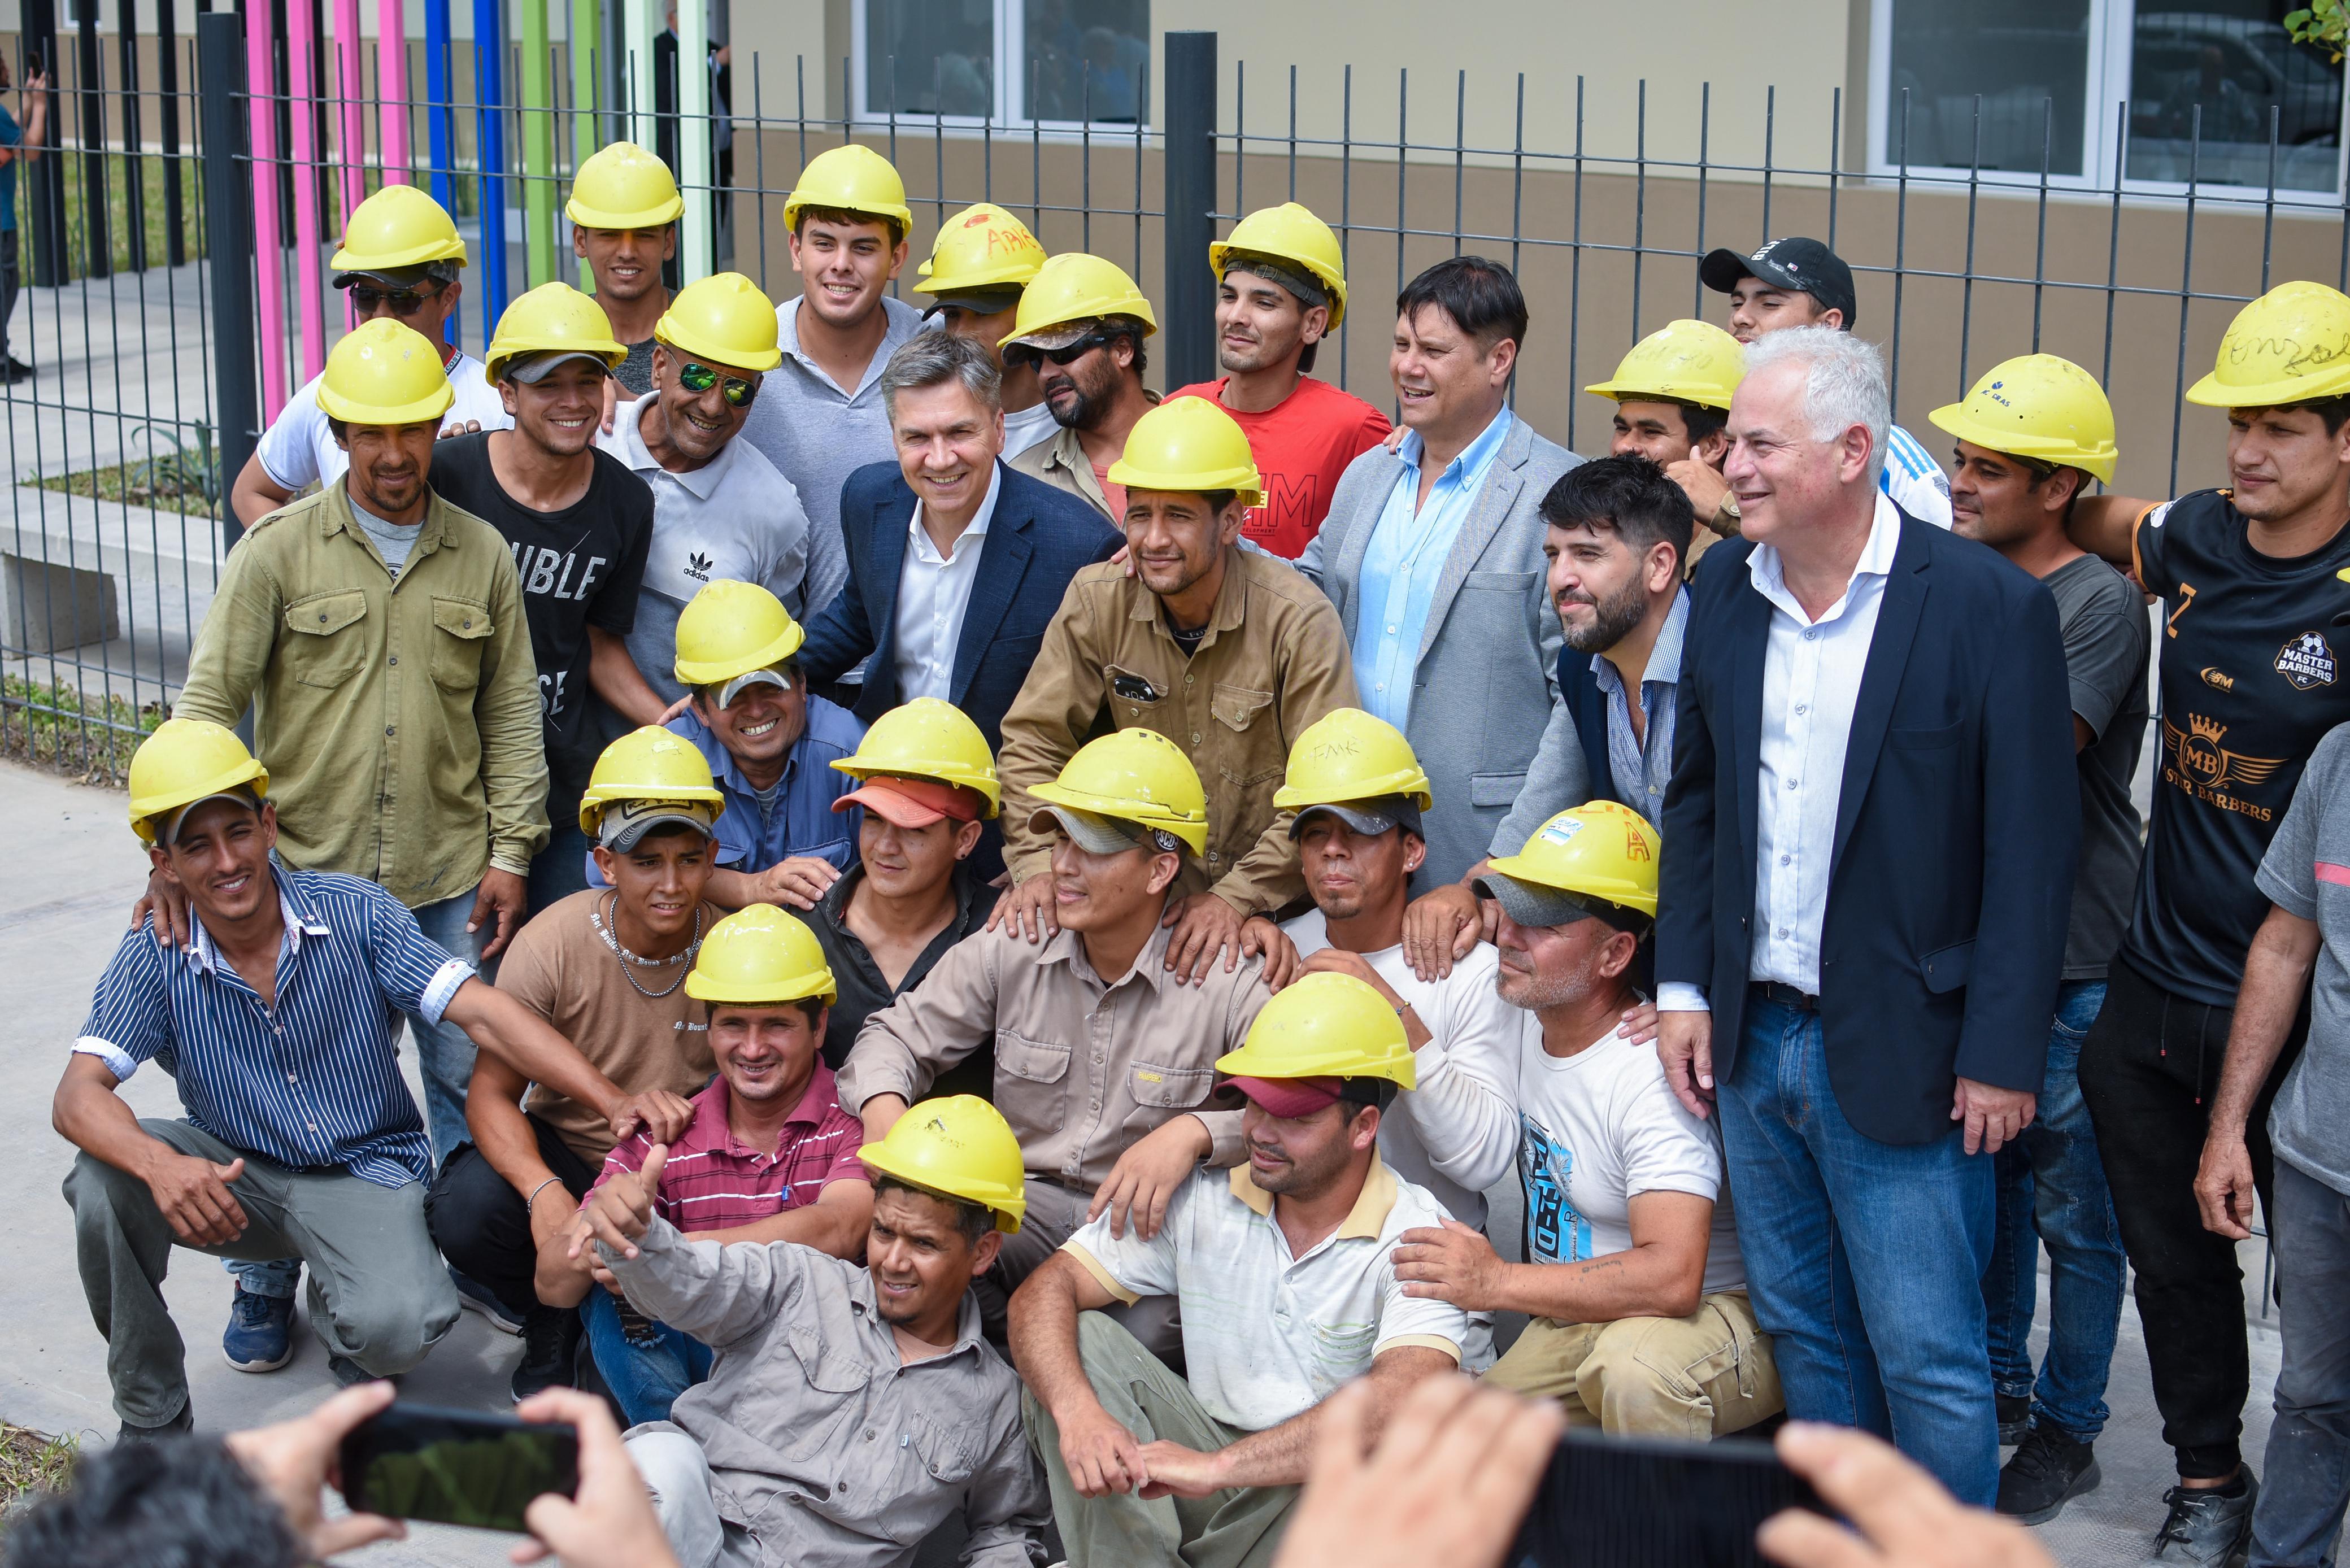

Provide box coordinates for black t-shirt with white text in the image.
[428,432,655,816]
[2126,487,2350,1005]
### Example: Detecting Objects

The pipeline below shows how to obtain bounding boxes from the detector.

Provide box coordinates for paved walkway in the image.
[0,755,2296,1563]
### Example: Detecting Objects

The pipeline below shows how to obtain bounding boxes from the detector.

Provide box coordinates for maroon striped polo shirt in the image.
[586,1062,867,1232]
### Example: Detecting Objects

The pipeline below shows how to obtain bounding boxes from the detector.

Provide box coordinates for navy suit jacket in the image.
[1555,646,1621,809]
[1655,510,2079,1145]
[800,459,1122,750]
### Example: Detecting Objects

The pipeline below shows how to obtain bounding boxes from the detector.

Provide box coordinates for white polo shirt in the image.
[893,463,1002,703]
[605,392,812,706]
[1064,1156,1488,1433]
[255,350,512,494]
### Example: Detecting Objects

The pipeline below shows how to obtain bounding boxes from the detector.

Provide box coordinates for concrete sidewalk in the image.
[0,755,2295,1565]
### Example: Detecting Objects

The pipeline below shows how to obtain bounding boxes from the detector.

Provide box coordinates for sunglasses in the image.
[349,281,444,317]
[677,360,759,408]
[1002,330,1114,372]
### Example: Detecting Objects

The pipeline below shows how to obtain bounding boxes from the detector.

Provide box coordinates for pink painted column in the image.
[334,0,365,225]
[287,0,327,380]
[246,1,288,420]
[377,0,411,181]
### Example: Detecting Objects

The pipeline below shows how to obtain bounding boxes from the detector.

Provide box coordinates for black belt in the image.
[1750,980,1820,1013]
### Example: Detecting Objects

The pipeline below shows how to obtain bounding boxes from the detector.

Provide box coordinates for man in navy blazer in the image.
[1655,328,2078,1509]
[799,333,1121,876]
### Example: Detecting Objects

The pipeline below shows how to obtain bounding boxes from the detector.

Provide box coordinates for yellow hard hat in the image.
[566,140,684,230]
[315,317,455,426]
[1028,728,1210,856]
[673,580,806,687]
[1007,252,1159,345]
[1929,354,2118,484]
[483,281,628,385]
[1483,802,1661,921]
[577,726,724,835]
[332,183,467,275]
[1215,971,1417,1091]
[782,144,912,234]
[859,1094,1027,1233]
[1584,319,1746,412]
[1273,707,1433,812]
[685,904,838,1007]
[1106,397,1264,507]
[2187,281,2350,408]
[1210,202,1349,327]
[830,697,1001,818]
[128,717,269,844]
[654,272,783,373]
[917,202,1047,297]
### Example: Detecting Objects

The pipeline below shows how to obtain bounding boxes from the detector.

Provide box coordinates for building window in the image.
[1873,0,2347,197]
[855,0,1150,128]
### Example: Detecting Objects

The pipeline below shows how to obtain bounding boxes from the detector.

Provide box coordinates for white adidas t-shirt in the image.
[255,349,513,493]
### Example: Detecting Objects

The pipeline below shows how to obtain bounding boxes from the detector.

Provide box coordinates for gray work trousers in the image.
[64,1118,459,1427]
[628,1428,764,1568]
[1022,1313,1296,1568]
[976,1178,1181,1365]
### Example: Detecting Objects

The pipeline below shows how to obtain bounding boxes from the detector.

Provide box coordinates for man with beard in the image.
[1006,253,1162,522]
[1402,456,1691,977]
[1168,202,1390,559]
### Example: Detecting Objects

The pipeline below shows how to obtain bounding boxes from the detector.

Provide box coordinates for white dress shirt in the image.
[893,462,1003,702]
[1658,491,1903,1012]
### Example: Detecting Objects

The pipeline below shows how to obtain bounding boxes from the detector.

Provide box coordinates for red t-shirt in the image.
[1166,376,1392,559]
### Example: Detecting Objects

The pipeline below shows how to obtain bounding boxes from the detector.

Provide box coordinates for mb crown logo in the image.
[2277,631,2338,691]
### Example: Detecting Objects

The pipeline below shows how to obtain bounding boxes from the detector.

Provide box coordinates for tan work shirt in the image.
[1007,390,1160,520]
[995,548,1358,916]
[835,913,1270,1192]
[176,477,549,907]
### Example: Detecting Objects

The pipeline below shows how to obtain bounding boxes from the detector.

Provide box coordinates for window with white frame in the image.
[854,0,1150,128]
[1873,0,2348,197]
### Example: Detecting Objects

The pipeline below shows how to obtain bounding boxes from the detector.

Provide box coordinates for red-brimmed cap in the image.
[1226,1074,1343,1118]
[833,775,986,827]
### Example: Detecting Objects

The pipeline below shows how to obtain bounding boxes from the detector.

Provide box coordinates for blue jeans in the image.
[1984,979,2127,1442]
[231,883,493,1301]
[2252,1160,2350,1568]
[581,1288,713,1427]
[1720,995,2000,1506]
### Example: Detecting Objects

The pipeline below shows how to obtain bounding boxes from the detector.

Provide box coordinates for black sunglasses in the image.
[677,360,759,408]
[349,281,444,317]
[1002,330,1115,372]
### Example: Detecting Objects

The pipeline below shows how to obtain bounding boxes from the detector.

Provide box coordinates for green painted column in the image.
[520,0,556,285]
[572,0,599,287]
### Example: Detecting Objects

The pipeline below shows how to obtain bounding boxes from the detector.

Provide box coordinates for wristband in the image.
[524,1176,564,1212]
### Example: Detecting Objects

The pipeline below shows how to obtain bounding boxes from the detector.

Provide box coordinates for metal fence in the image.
[5,20,2344,777]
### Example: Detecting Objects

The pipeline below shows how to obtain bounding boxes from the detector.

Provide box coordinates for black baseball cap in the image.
[1699,237,1858,331]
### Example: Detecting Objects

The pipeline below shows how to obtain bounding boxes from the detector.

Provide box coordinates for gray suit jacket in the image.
[1298,415,1582,886]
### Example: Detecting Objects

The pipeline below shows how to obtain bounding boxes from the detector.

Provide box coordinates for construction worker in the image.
[1583,318,1744,574]
[1005,252,1163,521]
[230,184,512,527]
[429,282,669,917]
[838,730,1277,1354]
[1927,355,2139,1526]
[428,726,728,1401]
[741,144,925,628]
[1169,202,1391,558]
[995,397,1357,982]
[1010,971,1476,1567]
[537,904,872,1427]
[2062,282,2350,1563]
[608,272,811,706]
[593,1096,1049,1566]
[567,141,681,397]
[915,200,1060,458]
[663,580,864,912]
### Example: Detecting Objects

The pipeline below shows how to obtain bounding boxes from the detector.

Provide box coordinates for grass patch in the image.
[0,672,164,782]
[0,1422,77,1527]
[22,424,221,519]
[22,149,208,284]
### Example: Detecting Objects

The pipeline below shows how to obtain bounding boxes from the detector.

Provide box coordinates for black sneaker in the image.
[511,1305,581,1404]
[2153,1473,2258,1564]
[115,1405,193,1443]
[1998,1425,2101,1525]
[1997,1392,2032,1446]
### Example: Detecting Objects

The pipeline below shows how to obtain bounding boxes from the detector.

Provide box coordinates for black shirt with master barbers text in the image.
[428,432,655,820]
[2125,487,2350,1005]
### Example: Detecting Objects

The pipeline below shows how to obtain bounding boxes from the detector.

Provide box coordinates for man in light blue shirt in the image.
[1299,257,1580,887]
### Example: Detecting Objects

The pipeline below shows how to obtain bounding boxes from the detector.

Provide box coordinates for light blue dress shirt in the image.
[1351,407,1516,730]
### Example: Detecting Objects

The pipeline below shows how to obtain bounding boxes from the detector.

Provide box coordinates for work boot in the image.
[1997,1425,2100,1525]
[449,1267,523,1335]
[1997,1392,2032,1446]
[115,1405,194,1443]
[221,1286,294,1373]
[511,1305,581,1404]
[2153,1472,2257,1565]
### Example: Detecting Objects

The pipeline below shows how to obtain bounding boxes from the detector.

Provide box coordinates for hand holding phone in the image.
[511,1389,684,1568]
[338,1401,580,1535]
[223,1382,407,1561]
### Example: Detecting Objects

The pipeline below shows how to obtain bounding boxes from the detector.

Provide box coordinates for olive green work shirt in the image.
[176,477,549,908]
[995,547,1359,917]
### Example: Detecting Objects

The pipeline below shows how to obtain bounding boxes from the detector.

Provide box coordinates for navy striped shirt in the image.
[75,869,472,1187]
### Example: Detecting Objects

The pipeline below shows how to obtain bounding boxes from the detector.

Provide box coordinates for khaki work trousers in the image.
[1483,1288,1784,1440]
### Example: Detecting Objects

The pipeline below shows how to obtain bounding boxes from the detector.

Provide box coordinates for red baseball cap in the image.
[1226,1074,1344,1118]
[832,775,986,828]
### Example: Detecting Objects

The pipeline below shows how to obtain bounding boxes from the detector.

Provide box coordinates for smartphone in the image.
[1508,1427,1830,1568]
[338,1402,579,1535]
